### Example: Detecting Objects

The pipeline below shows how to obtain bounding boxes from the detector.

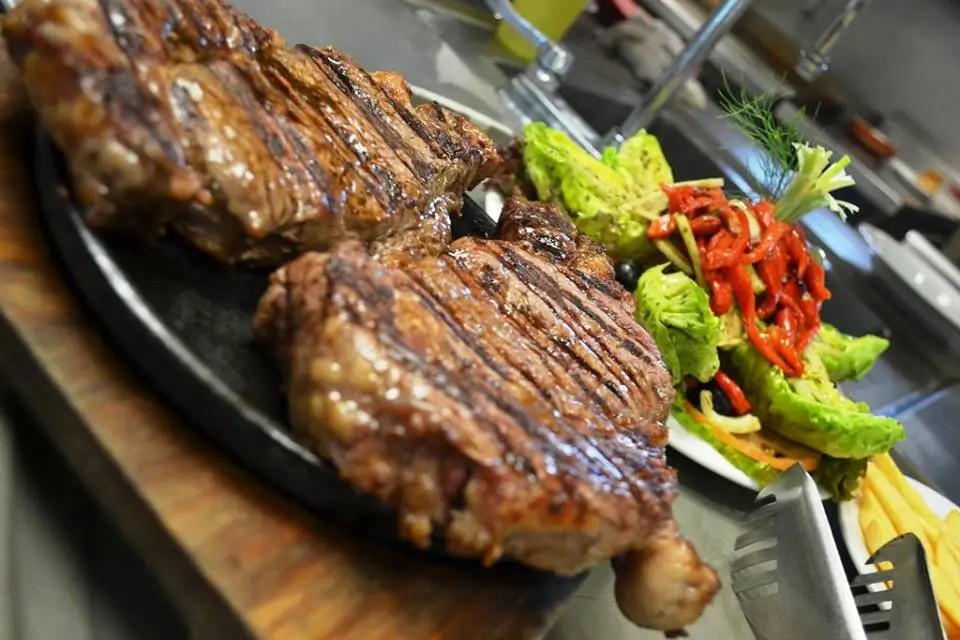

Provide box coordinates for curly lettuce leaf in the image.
[809,323,889,382]
[522,123,665,260]
[634,264,721,383]
[729,345,904,458]
[812,456,868,502]
[609,130,674,193]
[671,402,781,486]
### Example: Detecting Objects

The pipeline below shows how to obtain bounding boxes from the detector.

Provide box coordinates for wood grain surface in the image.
[0,53,581,640]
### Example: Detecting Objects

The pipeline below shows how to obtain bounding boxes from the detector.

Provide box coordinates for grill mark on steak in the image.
[401,264,622,439]
[402,271,554,407]
[261,56,413,221]
[323,249,659,497]
[443,252,617,416]
[272,116,343,223]
[98,0,149,57]
[289,51,423,211]
[324,254,652,490]
[256,59,402,228]
[305,47,447,190]
[4,0,500,263]
[320,257,549,478]
[566,267,670,376]
[417,102,477,169]
[481,243,639,406]
[495,241,661,395]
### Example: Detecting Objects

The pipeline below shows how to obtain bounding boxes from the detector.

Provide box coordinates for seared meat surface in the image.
[6,0,718,629]
[3,0,500,263]
[255,197,719,631]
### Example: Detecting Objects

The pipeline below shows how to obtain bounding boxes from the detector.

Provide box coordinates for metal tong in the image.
[852,533,945,638]
[732,464,945,639]
[732,464,866,640]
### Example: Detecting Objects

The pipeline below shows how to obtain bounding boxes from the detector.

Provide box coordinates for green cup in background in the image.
[494,0,591,62]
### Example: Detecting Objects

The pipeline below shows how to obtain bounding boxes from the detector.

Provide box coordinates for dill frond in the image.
[717,79,806,199]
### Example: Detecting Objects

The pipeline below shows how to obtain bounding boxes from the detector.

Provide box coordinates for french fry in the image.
[938,534,960,612]
[931,562,960,635]
[872,454,942,540]
[859,488,891,550]
[944,616,960,640]
[860,457,960,634]
[947,510,960,545]
[863,520,894,576]
[864,462,936,552]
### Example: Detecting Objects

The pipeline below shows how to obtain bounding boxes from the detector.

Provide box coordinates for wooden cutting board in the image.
[0,51,581,640]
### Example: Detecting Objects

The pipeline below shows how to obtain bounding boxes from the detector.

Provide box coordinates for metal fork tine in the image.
[849,534,942,638]
[858,610,891,627]
[854,588,894,608]
[732,545,778,574]
[732,569,777,594]
[735,526,776,550]
[851,570,895,588]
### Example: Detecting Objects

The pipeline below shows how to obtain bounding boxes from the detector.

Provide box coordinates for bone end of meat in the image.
[612,534,720,634]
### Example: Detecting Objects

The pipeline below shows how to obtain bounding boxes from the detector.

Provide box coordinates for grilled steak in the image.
[3,0,500,263]
[254,197,719,632]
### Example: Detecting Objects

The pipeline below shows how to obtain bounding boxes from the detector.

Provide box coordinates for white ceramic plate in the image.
[904,230,960,293]
[838,476,957,605]
[860,223,960,332]
[666,414,760,490]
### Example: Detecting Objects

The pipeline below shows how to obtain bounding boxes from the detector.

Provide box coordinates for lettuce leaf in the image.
[522,123,665,260]
[634,264,721,383]
[729,344,904,458]
[609,130,674,193]
[811,456,868,502]
[808,323,889,382]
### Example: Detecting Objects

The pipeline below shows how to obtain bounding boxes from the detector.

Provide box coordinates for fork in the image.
[732,464,867,640]
[850,532,945,639]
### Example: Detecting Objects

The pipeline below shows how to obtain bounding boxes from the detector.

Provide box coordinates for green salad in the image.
[506,120,904,501]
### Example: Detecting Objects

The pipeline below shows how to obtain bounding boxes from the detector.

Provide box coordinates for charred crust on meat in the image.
[253,198,687,583]
[4,0,500,264]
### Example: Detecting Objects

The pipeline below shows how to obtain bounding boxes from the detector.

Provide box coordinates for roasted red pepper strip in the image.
[726,262,792,373]
[688,215,723,235]
[699,235,733,315]
[708,229,733,252]
[648,213,676,239]
[804,260,832,302]
[769,325,804,376]
[703,209,750,270]
[795,294,823,352]
[756,244,788,319]
[797,293,818,327]
[714,371,751,415]
[751,200,776,229]
[706,270,734,315]
[662,185,726,217]
[743,221,792,263]
[662,185,694,213]
[784,226,811,280]
[776,307,798,343]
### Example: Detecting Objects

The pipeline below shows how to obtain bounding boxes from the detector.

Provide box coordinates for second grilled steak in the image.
[254,197,719,632]
[3,0,500,263]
